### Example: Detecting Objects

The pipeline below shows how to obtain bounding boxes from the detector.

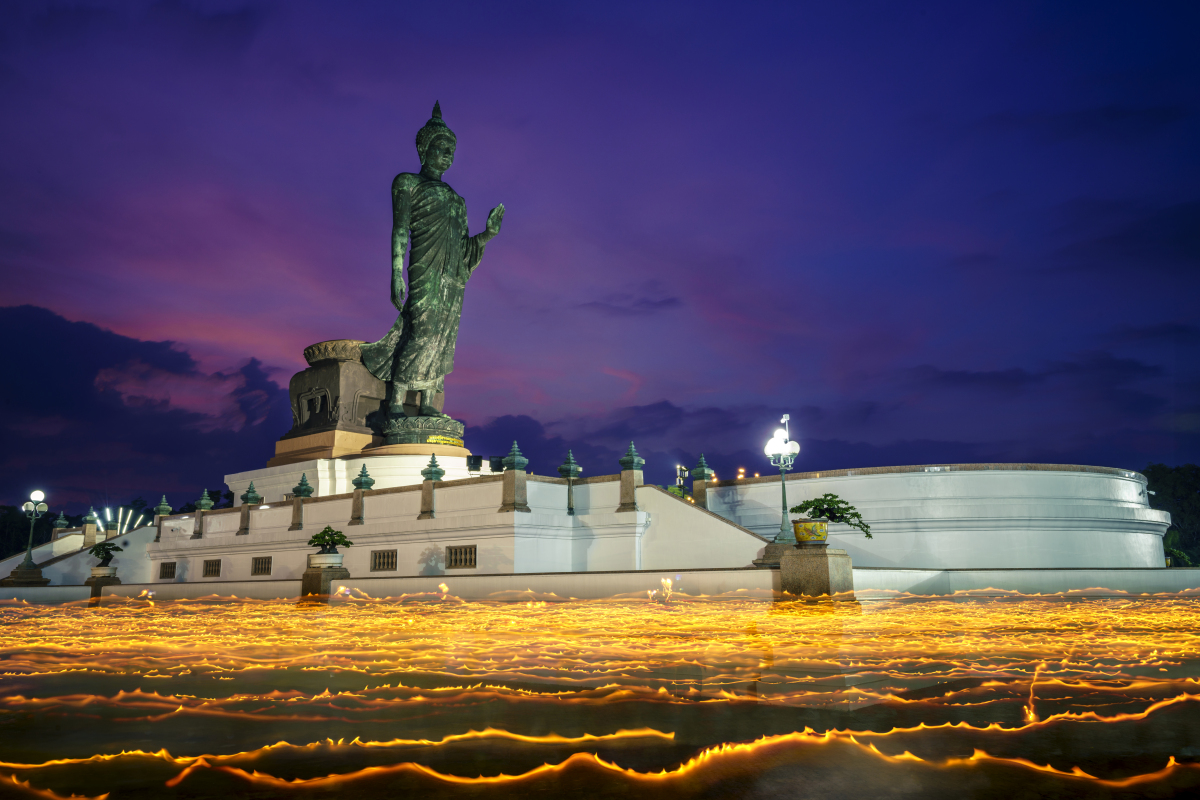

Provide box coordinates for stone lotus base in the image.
[382,415,466,448]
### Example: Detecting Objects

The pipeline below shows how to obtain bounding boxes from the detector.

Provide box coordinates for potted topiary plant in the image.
[307,525,354,569]
[789,493,872,543]
[87,541,124,578]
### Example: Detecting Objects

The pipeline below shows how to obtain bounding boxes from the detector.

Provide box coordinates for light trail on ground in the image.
[1,591,1199,798]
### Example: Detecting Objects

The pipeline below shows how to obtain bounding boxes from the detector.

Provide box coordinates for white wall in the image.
[637,486,768,569]
[707,467,1170,569]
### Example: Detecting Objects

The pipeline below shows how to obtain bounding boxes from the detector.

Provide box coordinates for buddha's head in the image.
[416,102,457,174]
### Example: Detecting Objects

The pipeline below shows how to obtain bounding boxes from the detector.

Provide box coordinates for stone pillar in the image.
[418,482,436,520]
[690,454,715,510]
[191,490,215,539]
[288,498,305,531]
[237,483,262,535]
[349,490,365,526]
[498,441,531,513]
[190,510,206,539]
[616,441,645,513]
[558,451,582,515]
[290,474,313,531]
[153,496,172,543]
[418,455,445,520]
[779,544,854,597]
[348,466,374,526]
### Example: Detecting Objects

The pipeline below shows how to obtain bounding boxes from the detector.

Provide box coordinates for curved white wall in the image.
[705,465,1170,569]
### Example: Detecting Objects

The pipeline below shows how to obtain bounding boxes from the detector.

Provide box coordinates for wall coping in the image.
[710,463,1147,488]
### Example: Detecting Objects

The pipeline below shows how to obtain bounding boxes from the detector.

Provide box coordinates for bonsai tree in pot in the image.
[790,493,872,538]
[88,541,124,567]
[307,525,354,554]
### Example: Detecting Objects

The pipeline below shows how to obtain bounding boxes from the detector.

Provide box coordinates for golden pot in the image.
[792,519,828,542]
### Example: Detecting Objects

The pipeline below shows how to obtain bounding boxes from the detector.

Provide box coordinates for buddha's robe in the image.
[361,173,487,386]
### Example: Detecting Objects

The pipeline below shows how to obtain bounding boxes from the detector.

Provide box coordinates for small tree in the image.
[88,541,124,567]
[790,493,872,538]
[1166,547,1193,567]
[307,525,354,554]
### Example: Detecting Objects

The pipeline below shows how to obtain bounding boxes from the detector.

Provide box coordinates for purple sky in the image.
[2,1,1198,510]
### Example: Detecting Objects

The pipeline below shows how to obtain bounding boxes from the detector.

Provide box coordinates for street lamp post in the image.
[19,491,49,570]
[764,415,801,543]
[2,490,52,587]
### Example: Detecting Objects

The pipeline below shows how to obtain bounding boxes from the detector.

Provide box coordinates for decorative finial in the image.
[196,490,214,511]
[154,495,172,516]
[293,473,314,498]
[84,506,98,524]
[690,454,715,481]
[502,440,529,472]
[432,100,442,119]
[352,464,375,491]
[53,512,69,529]
[240,482,262,505]
[422,454,445,482]
[558,450,582,480]
[619,441,645,471]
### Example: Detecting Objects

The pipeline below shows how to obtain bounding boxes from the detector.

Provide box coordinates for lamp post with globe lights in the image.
[1,490,52,587]
[764,415,801,543]
[19,491,49,568]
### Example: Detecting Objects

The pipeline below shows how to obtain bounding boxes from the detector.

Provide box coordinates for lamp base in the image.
[0,567,51,587]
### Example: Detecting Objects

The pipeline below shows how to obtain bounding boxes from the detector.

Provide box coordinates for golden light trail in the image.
[1,592,1198,798]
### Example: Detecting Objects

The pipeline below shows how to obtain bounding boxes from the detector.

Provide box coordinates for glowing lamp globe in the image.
[30,490,45,502]
[764,437,787,456]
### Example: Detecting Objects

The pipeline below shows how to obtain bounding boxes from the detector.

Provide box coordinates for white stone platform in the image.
[706,464,1170,570]
[226,453,496,504]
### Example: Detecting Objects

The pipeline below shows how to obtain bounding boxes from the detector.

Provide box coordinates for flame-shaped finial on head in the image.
[416,101,456,163]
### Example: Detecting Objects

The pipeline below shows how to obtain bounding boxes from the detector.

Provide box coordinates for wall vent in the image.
[446,545,477,569]
[371,549,398,571]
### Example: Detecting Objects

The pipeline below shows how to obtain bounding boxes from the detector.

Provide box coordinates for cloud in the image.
[1053,200,1200,276]
[0,305,290,508]
[578,294,683,317]
[1109,323,1200,346]
[980,105,1189,145]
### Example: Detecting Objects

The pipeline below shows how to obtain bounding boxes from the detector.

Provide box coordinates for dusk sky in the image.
[2,0,1198,511]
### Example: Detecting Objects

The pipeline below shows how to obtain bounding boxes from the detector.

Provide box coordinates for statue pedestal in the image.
[780,544,854,598]
[270,340,387,467]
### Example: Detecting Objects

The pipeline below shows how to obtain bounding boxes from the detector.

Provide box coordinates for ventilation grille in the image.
[371,550,397,571]
[159,562,176,580]
[446,545,477,569]
[202,559,221,578]
[251,556,273,576]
